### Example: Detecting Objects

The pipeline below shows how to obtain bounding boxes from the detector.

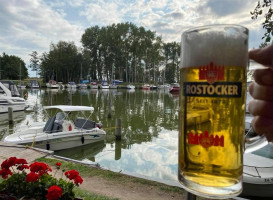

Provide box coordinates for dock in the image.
[0,141,53,164]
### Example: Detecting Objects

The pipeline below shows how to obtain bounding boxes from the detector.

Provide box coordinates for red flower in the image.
[1,157,18,169]
[29,162,52,176]
[17,164,29,171]
[25,172,40,182]
[15,158,28,165]
[64,170,79,180]
[0,168,12,179]
[46,185,63,200]
[74,175,83,185]
[55,162,61,169]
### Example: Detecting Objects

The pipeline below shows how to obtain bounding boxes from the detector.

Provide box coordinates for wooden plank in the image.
[0,141,53,163]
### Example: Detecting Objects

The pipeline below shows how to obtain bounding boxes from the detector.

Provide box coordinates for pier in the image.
[0,141,53,163]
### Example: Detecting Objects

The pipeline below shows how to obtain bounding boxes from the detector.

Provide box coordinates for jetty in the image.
[0,141,53,163]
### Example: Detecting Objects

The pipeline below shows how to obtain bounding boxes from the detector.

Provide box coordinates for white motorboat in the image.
[46,80,60,89]
[4,105,106,151]
[101,81,109,89]
[127,84,135,89]
[17,83,26,89]
[0,81,27,113]
[242,143,273,197]
[67,82,77,89]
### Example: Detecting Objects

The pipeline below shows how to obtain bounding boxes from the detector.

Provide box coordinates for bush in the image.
[0,157,83,200]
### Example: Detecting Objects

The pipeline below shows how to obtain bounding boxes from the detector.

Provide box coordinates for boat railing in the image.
[244,165,273,178]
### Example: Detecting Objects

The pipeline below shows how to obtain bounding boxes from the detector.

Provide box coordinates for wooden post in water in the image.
[115,118,121,140]
[8,107,14,124]
[107,93,111,118]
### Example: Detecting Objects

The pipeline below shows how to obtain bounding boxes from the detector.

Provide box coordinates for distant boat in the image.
[46,80,60,89]
[90,81,98,89]
[169,83,180,93]
[17,82,26,89]
[77,83,88,89]
[66,82,77,89]
[109,83,118,89]
[150,84,157,90]
[127,84,135,89]
[101,81,109,89]
[113,80,123,84]
[142,84,150,90]
[28,80,39,89]
[158,84,170,90]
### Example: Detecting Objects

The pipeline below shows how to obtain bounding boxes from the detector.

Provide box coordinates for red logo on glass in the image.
[199,62,225,84]
[188,131,224,148]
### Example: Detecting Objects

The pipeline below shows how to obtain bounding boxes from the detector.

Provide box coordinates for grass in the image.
[37,157,185,195]
[74,187,119,200]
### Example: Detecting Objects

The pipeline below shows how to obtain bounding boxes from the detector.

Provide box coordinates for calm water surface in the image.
[0,88,180,184]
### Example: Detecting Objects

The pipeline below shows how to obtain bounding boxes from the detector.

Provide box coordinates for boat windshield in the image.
[56,112,65,121]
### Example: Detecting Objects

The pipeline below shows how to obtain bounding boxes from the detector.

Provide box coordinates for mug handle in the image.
[244,126,268,154]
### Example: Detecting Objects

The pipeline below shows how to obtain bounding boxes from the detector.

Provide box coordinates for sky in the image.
[0,0,266,77]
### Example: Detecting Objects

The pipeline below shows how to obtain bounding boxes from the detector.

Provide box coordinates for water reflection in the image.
[1,88,179,183]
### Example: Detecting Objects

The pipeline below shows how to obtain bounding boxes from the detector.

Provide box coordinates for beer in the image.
[178,65,246,192]
[178,25,249,198]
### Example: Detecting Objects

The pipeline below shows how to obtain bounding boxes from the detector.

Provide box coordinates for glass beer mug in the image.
[178,24,268,198]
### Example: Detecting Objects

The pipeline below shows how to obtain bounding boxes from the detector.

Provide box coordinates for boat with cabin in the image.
[0,81,27,113]
[90,81,98,89]
[66,82,77,89]
[28,80,39,89]
[101,81,109,89]
[169,83,180,93]
[4,105,106,151]
[46,80,60,89]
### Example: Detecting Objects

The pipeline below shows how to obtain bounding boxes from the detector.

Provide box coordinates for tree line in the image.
[37,22,180,84]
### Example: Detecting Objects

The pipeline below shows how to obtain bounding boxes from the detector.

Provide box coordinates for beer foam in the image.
[181,25,248,68]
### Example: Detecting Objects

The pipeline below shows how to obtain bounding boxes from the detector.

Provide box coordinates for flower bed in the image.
[0,157,83,200]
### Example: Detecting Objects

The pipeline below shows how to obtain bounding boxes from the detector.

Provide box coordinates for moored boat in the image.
[4,105,106,151]
[66,82,77,89]
[0,81,27,113]
[46,80,60,89]
[127,84,135,89]
[169,83,180,93]
[90,81,98,89]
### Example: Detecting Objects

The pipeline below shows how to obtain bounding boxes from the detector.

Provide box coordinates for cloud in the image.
[0,0,83,62]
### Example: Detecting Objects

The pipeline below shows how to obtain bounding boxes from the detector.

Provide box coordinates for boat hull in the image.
[4,129,106,151]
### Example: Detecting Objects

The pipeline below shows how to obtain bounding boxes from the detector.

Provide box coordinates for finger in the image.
[251,116,273,142]
[252,68,273,85]
[248,82,273,101]
[249,45,273,67]
[248,100,273,118]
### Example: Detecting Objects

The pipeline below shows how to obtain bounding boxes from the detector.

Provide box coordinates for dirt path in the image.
[79,176,187,200]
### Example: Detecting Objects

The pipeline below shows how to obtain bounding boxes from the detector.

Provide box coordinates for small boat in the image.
[66,82,77,89]
[127,84,135,89]
[101,81,109,89]
[0,81,27,113]
[77,83,88,89]
[109,83,118,89]
[28,80,39,89]
[17,83,26,89]
[150,84,157,90]
[46,80,60,89]
[90,82,98,89]
[169,83,180,93]
[4,105,106,151]
[142,84,150,90]
[158,84,170,90]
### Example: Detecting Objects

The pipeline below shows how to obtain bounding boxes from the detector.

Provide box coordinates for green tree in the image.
[29,51,40,78]
[251,0,273,46]
[39,41,82,83]
[0,53,28,80]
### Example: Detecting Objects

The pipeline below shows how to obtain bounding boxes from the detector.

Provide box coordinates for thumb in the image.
[249,44,273,67]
